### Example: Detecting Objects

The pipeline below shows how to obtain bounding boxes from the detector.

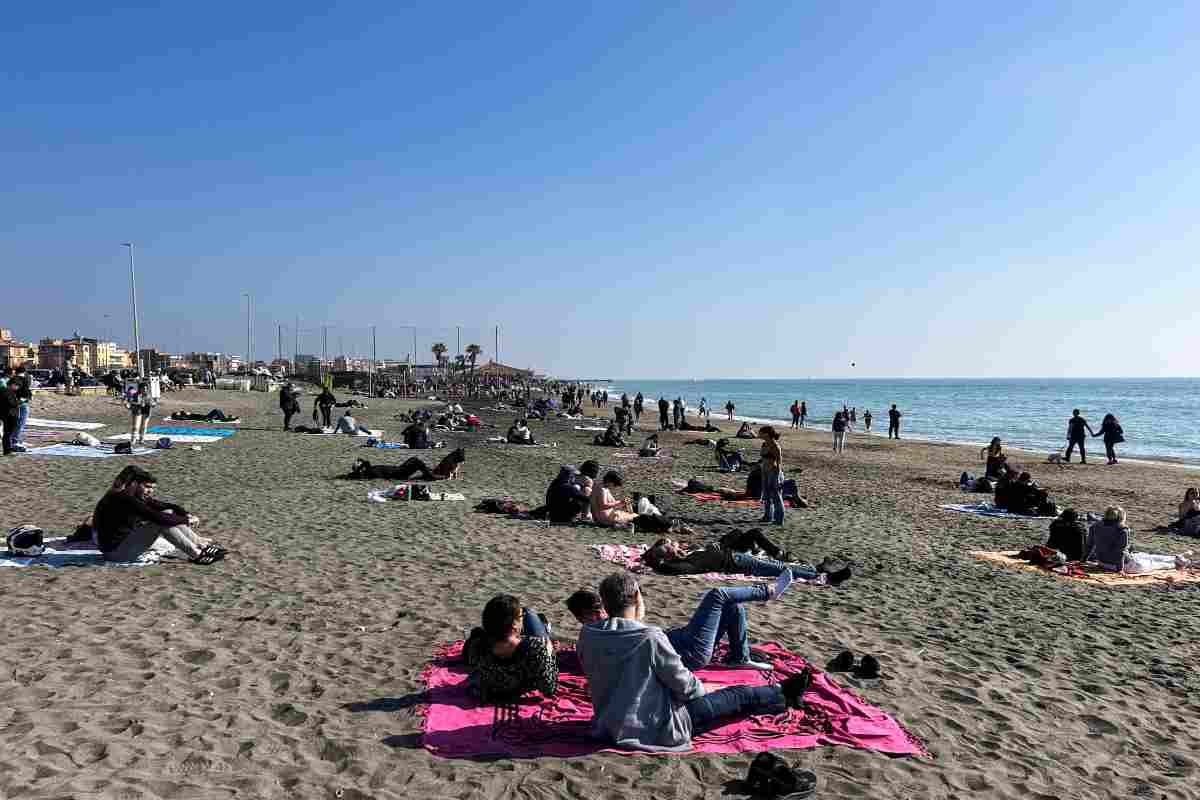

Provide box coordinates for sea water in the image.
[596,379,1200,466]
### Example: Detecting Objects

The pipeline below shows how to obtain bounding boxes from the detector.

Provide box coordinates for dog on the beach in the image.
[1046,451,1066,467]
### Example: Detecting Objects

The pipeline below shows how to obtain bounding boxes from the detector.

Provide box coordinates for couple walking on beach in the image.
[1064,409,1124,465]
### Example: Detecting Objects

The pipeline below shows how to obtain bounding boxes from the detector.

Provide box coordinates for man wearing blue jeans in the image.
[577,573,812,752]
[12,366,31,451]
[567,574,794,672]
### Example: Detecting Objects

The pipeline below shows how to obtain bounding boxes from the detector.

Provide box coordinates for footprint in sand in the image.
[182,649,215,666]
[1081,714,1119,736]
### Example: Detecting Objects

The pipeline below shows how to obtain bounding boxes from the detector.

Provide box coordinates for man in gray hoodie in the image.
[576,573,811,752]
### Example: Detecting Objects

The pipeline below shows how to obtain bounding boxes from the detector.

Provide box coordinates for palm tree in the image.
[431,342,447,374]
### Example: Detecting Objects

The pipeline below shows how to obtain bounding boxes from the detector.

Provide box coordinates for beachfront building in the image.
[107,344,132,371]
[0,329,38,369]
[38,338,84,373]
[475,360,534,380]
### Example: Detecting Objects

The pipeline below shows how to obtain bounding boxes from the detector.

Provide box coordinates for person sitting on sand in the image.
[715,439,745,472]
[566,578,791,672]
[402,421,433,450]
[541,460,600,523]
[592,422,626,448]
[640,533,852,585]
[334,410,371,435]
[981,437,1010,479]
[1085,506,1194,573]
[590,471,675,532]
[1179,488,1200,522]
[507,418,536,445]
[1046,508,1086,561]
[735,421,756,439]
[93,466,226,564]
[638,434,660,458]
[576,573,812,752]
[995,472,1055,516]
[463,594,558,704]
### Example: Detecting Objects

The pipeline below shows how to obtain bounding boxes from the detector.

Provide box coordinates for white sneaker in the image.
[724,659,774,671]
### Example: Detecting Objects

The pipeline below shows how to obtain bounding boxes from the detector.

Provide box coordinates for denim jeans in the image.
[521,608,549,638]
[666,585,769,669]
[729,552,817,580]
[719,453,743,472]
[761,468,785,524]
[684,684,786,734]
[14,403,29,444]
[833,430,846,452]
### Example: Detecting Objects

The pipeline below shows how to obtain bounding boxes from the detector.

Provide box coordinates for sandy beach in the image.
[1,387,1198,799]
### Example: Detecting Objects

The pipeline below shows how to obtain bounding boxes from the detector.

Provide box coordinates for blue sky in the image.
[4,2,1198,378]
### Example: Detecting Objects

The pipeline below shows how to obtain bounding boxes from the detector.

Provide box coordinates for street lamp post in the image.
[243,293,253,373]
[121,243,143,377]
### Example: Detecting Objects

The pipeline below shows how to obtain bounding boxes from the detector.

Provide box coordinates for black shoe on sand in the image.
[854,655,881,679]
[781,666,813,708]
[825,566,852,586]
[826,650,855,672]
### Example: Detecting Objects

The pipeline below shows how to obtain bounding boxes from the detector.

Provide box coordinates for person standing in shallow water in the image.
[887,405,902,439]
[1064,409,1095,464]
[789,400,800,429]
[725,400,735,422]
[863,408,872,433]
[799,401,807,428]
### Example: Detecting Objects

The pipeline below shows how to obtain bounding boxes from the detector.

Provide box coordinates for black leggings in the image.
[394,457,436,481]
[1105,440,1117,462]
[718,529,783,559]
[319,405,333,427]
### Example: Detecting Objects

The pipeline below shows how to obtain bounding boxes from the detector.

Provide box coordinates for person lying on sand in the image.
[93,466,226,564]
[678,418,721,432]
[641,534,851,585]
[536,460,599,523]
[735,421,756,439]
[576,573,812,752]
[994,472,1057,516]
[345,449,464,481]
[463,594,558,704]
[506,418,537,445]
[169,409,240,423]
[591,471,678,533]
[567,580,791,671]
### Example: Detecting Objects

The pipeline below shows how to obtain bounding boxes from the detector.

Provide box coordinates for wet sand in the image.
[1,388,1197,799]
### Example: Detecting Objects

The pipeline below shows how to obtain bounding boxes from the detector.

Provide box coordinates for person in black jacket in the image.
[279,382,301,431]
[1094,413,1124,465]
[658,396,670,431]
[1046,508,1086,561]
[93,467,226,563]
[314,387,336,428]
[0,372,19,456]
[543,460,600,523]
[11,365,32,448]
[1064,409,1095,464]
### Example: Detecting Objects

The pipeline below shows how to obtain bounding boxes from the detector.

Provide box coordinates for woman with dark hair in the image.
[314,387,336,428]
[1094,413,1125,465]
[463,594,558,703]
[758,425,785,525]
[980,437,1008,479]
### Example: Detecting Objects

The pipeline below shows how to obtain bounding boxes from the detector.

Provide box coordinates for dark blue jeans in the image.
[761,469,785,524]
[684,684,786,734]
[666,585,769,669]
[521,608,548,638]
[729,552,817,580]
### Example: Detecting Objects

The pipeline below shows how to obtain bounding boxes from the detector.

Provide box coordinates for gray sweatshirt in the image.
[576,617,704,752]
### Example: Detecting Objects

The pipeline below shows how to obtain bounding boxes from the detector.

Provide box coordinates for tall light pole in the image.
[121,243,143,377]
[242,293,253,372]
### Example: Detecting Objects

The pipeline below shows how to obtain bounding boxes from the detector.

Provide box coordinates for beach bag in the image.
[114,441,133,454]
[156,437,173,449]
[1113,425,1125,444]
[7,525,45,557]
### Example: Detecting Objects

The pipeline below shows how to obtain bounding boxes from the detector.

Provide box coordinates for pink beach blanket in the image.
[419,641,926,760]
